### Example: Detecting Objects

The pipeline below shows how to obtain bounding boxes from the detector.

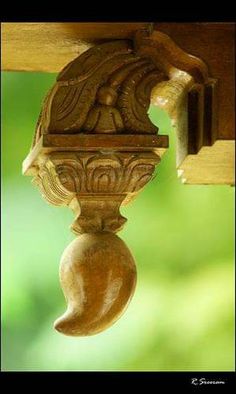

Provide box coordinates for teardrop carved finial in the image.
[23,29,210,336]
[54,232,137,336]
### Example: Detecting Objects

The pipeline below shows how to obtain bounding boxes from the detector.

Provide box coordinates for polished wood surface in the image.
[54,232,136,336]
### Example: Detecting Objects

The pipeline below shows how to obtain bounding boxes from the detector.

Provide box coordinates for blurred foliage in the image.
[1,72,235,371]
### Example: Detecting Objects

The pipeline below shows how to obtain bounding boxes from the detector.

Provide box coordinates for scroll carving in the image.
[33,40,167,147]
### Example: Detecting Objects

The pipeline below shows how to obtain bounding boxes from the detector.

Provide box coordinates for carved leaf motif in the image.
[85,155,122,193]
[33,160,74,206]
[34,152,159,203]
[32,150,160,233]
[56,164,81,192]
[117,63,159,133]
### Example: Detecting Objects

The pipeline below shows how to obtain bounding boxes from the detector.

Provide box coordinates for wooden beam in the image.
[178,140,235,185]
[154,22,235,141]
[1,22,151,73]
[152,23,235,185]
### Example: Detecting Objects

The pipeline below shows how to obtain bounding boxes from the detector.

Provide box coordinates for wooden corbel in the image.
[22,29,219,336]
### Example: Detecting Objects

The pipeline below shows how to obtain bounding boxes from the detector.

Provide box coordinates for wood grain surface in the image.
[1,22,151,72]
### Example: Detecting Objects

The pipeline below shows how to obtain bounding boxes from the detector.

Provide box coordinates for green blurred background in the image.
[1,71,235,371]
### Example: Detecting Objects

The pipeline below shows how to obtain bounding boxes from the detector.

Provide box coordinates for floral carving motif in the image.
[33,151,160,234]
[34,151,159,203]
[33,40,167,146]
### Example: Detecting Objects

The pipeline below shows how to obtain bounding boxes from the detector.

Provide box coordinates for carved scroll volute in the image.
[134,30,214,172]
[23,30,211,337]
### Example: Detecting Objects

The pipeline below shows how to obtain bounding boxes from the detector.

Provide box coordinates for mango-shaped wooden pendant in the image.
[54,232,137,336]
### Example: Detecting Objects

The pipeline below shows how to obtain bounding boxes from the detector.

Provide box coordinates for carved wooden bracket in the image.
[23,29,213,336]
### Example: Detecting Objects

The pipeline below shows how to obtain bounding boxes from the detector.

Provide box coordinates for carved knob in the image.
[54,232,137,336]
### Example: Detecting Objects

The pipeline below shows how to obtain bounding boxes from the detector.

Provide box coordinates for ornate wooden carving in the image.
[23,29,212,336]
[33,151,159,235]
[33,39,167,146]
